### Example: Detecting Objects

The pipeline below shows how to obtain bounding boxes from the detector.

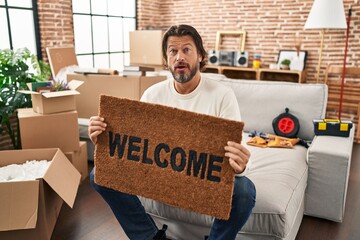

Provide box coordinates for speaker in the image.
[233,51,249,67]
[219,51,234,66]
[208,50,220,65]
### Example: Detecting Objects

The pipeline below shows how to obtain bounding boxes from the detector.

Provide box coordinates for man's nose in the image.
[176,51,185,61]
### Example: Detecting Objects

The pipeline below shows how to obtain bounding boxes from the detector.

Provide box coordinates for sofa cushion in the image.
[141,133,308,239]
[213,78,328,141]
[240,134,308,238]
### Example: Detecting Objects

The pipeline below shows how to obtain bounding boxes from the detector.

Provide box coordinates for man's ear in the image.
[198,52,202,62]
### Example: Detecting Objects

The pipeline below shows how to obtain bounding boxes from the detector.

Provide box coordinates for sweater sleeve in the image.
[219,89,242,122]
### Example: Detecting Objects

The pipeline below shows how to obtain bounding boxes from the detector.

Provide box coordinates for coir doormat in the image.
[94,95,244,220]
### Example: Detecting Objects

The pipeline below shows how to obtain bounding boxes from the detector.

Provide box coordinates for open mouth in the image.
[175,63,188,72]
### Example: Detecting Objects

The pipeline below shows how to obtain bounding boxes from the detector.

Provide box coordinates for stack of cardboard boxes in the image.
[17,80,89,182]
[0,83,87,240]
[0,81,87,239]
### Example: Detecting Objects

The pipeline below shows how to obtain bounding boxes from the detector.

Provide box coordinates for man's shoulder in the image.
[203,76,233,93]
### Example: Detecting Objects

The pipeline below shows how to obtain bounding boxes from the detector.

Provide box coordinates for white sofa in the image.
[139,73,355,240]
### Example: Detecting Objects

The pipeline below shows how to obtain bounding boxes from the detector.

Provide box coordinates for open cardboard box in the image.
[46,47,79,79]
[46,46,119,78]
[0,148,81,240]
[19,80,83,114]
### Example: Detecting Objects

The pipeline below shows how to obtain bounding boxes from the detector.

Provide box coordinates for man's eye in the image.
[184,48,190,53]
[169,49,177,55]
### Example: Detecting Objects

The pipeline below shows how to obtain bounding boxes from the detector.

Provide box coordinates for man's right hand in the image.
[88,116,107,144]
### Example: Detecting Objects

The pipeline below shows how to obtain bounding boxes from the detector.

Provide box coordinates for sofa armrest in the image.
[305,126,355,222]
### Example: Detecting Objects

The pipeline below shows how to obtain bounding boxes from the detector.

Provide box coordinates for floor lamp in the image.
[304,0,347,83]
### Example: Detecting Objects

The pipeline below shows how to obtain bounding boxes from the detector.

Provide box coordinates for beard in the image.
[170,62,198,83]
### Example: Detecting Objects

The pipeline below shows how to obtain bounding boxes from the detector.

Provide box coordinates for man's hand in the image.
[224,141,251,174]
[88,116,107,144]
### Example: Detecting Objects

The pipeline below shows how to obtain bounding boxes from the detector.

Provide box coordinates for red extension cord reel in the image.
[272,108,300,138]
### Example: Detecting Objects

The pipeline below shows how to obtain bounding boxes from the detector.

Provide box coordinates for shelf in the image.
[222,66,258,80]
[259,69,306,83]
[203,65,306,83]
[204,66,221,74]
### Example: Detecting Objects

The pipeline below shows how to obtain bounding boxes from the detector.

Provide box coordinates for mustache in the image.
[174,62,189,68]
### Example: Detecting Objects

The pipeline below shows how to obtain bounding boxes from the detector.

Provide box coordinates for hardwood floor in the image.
[51,171,128,240]
[52,143,360,240]
[296,143,360,240]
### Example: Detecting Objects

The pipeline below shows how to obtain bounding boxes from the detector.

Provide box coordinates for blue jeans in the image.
[90,168,256,240]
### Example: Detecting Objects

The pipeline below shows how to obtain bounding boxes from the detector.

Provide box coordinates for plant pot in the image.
[0,114,19,150]
[280,64,290,70]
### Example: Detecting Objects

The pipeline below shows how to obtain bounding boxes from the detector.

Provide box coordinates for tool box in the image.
[313,119,353,137]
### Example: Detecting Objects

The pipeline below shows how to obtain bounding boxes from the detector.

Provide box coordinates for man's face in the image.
[166,35,201,83]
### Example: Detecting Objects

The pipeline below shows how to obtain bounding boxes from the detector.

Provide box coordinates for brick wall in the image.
[137,0,360,83]
[36,0,360,83]
[37,0,74,62]
[137,0,166,29]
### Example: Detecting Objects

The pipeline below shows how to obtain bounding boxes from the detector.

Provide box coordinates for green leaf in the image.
[0,47,50,149]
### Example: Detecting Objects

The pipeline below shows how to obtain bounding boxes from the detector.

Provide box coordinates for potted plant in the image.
[0,48,51,149]
[280,59,291,70]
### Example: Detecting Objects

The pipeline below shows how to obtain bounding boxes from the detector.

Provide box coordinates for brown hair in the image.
[162,24,207,70]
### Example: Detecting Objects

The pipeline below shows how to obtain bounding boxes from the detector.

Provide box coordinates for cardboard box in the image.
[19,80,83,114]
[46,47,78,79]
[78,118,95,161]
[130,30,164,66]
[0,148,81,240]
[18,108,80,152]
[65,141,89,182]
[67,74,166,118]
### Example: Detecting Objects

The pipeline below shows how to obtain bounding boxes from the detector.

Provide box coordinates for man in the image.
[89,24,256,240]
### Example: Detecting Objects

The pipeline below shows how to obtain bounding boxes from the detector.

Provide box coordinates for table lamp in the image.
[304,0,347,83]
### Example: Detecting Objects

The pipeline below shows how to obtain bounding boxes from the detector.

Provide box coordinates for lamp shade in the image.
[304,0,347,29]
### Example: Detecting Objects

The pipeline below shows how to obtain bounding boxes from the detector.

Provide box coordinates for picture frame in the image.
[215,30,246,52]
[277,50,307,71]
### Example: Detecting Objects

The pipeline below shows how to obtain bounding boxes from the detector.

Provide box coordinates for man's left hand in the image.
[224,141,251,174]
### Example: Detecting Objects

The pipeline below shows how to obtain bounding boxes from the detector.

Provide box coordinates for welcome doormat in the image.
[94,95,244,220]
